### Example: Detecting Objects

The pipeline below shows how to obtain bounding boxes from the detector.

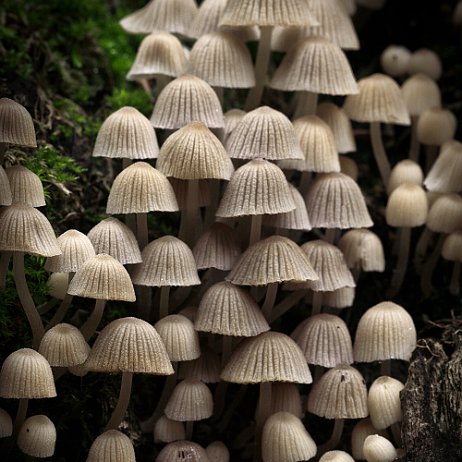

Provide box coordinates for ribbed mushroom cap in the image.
[39,323,90,367]
[424,140,462,193]
[0,166,12,206]
[45,229,96,273]
[85,317,173,375]
[307,365,368,419]
[401,73,441,117]
[363,435,397,462]
[292,314,353,368]
[269,382,303,419]
[132,236,200,287]
[219,0,318,27]
[263,183,312,231]
[106,161,179,214]
[226,235,318,286]
[188,0,226,38]
[67,254,136,301]
[426,193,462,233]
[154,415,186,443]
[165,379,213,421]
[47,272,69,300]
[343,73,410,125]
[151,75,224,129]
[93,107,159,160]
[193,222,241,271]
[270,36,358,95]
[387,159,424,195]
[317,102,356,154]
[380,45,411,77]
[408,48,442,80]
[319,450,355,462]
[187,32,255,88]
[368,376,404,430]
[0,98,37,147]
[206,442,229,462]
[416,108,457,146]
[87,217,142,265]
[0,204,61,257]
[323,286,355,309]
[351,418,387,460]
[226,106,303,161]
[385,183,428,227]
[5,165,45,207]
[270,26,303,52]
[337,229,385,272]
[0,408,12,437]
[17,415,56,458]
[354,301,417,362]
[119,0,198,36]
[127,32,187,81]
[0,348,56,398]
[221,331,312,384]
[298,240,355,292]
[178,345,221,383]
[156,440,209,462]
[216,159,295,217]
[196,281,270,336]
[157,122,233,180]
[154,315,201,362]
[86,430,135,462]
[292,115,340,172]
[262,411,317,462]
[305,172,373,229]
[442,231,462,262]
[224,108,246,141]
[170,178,211,210]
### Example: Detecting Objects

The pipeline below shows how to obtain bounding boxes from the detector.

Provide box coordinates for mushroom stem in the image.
[244,25,274,111]
[185,421,194,440]
[81,299,107,342]
[380,359,392,377]
[105,371,134,431]
[449,261,461,296]
[294,91,318,118]
[159,286,170,320]
[424,145,438,173]
[13,398,29,439]
[311,291,323,315]
[388,227,411,297]
[420,234,445,297]
[270,290,306,322]
[317,418,344,455]
[136,212,148,251]
[156,75,170,97]
[139,78,152,96]
[213,86,224,104]
[179,179,201,247]
[255,382,272,462]
[13,252,45,349]
[46,273,74,329]
[370,121,391,186]
[299,171,312,196]
[415,227,433,272]
[249,214,263,247]
[408,116,420,162]
[324,228,337,244]
[38,297,59,315]
[222,335,233,368]
[0,251,11,289]
[262,282,278,321]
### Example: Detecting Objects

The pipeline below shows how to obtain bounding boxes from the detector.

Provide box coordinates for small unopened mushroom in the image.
[17,415,56,458]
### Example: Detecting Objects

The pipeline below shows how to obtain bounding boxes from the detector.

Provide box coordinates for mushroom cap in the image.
[305,172,373,229]
[154,415,186,443]
[93,106,159,159]
[87,217,142,265]
[0,98,37,147]
[442,231,462,262]
[401,73,441,117]
[380,45,411,77]
[0,204,61,257]
[188,0,227,38]
[178,345,221,383]
[307,365,368,419]
[0,408,12,438]
[187,31,255,88]
[127,32,187,81]
[368,376,404,429]
[17,415,56,458]
[5,165,45,207]
[385,183,428,228]
[262,411,317,462]
[119,0,198,36]
[363,434,397,462]
[165,379,213,421]
[132,236,200,287]
[354,301,417,362]
[156,440,209,462]
[47,272,69,300]
[86,430,135,462]
[292,313,353,368]
[387,159,424,195]
[221,331,312,384]
[0,166,12,206]
[67,254,136,301]
[151,75,224,129]
[154,315,201,362]
[226,106,303,161]
[157,121,233,180]
[351,418,387,460]
[319,451,355,462]
[270,36,358,95]
[0,348,56,399]
[426,193,462,234]
[226,235,318,286]
[45,229,96,273]
[170,178,211,210]
[39,323,90,367]
[407,48,442,80]
[344,73,410,125]
[106,161,179,214]
[224,108,246,142]
[85,317,173,375]
[216,159,296,217]
[416,108,457,146]
[323,286,356,309]
[196,281,270,337]
[206,441,229,462]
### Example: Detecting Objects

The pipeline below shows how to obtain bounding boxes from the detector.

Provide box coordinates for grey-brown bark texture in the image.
[398,337,462,461]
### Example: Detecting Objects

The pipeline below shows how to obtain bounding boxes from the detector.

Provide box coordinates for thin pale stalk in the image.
[408,116,420,162]
[254,382,272,462]
[185,421,194,440]
[46,272,74,329]
[380,359,392,377]
[261,282,278,321]
[424,145,438,174]
[213,86,224,105]
[0,251,11,289]
[317,418,344,455]
[249,214,263,247]
[105,371,133,431]
[299,171,312,196]
[450,261,461,296]
[388,227,411,297]
[137,286,152,321]
[311,291,323,315]
[38,297,59,315]
[81,299,106,342]
[179,179,201,247]
[222,335,233,368]
[324,228,337,244]
[136,212,148,251]
[270,290,306,322]
[370,121,391,186]
[415,227,433,272]
[245,26,273,111]
[293,91,318,118]
[156,75,170,97]
[420,234,445,297]
[139,78,151,96]
[159,286,170,320]
[13,398,29,439]
[13,252,45,349]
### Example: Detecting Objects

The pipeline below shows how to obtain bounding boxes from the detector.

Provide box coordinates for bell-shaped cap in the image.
[156,441,209,462]
[85,317,173,375]
[324,286,356,309]
[221,331,312,384]
[0,166,12,206]
[17,415,56,458]
[188,0,226,38]
[86,430,135,462]
[351,418,387,460]
[93,107,159,160]
[206,442,229,462]
[151,75,224,129]
[363,435,397,462]
[319,450,355,462]
[368,376,404,430]
[5,165,45,207]
[401,73,441,117]
[385,183,428,228]
[387,159,424,195]
[380,45,411,77]
[416,108,457,146]
[407,48,442,80]
[224,108,246,141]
[0,98,36,147]
[425,193,462,233]
[154,415,186,443]
[132,236,200,287]
[47,272,69,300]
[442,231,462,262]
